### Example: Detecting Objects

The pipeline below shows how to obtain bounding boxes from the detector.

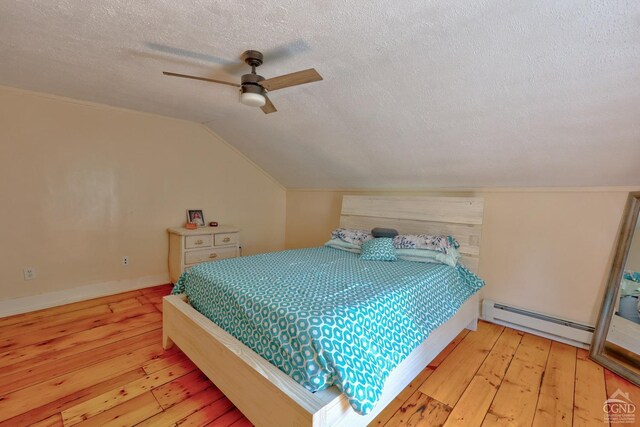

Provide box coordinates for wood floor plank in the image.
[0,331,162,396]
[138,288,172,306]
[152,371,216,409]
[0,291,143,328]
[384,390,452,427]
[0,310,161,370]
[30,413,64,427]
[229,416,253,427]
[0,368,146,427]
[138,387,225,426]
[371,367,435,426]
[0,343,167,421]
[0,304,156,353]
[176,396,236,427]
[0,328,163,395]
[62,358,196,425]
[481,333,551,427]
[444,327,523,427]
[532,341,576,427]
[141,287,172,297]
[107,297,144,313]
[140,284,173,295]
[429,329,470,369]
[0,304,112,341]
[143,349,191,375]
[73,391,163,427]
[604,369,637,427]
[140,293,166,306]
[206,408,245,427]
[574,348,609,427]
[419,321,504,407]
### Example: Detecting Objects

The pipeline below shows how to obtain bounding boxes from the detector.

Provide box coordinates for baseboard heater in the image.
[481,299,595,349]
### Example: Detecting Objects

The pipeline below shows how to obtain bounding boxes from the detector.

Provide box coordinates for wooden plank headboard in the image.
[339,195,484,273]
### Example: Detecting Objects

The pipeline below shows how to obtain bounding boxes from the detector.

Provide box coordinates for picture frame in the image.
[186,210,205,227]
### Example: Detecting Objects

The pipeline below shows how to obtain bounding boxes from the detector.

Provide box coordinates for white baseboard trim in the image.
[0,274,170,318]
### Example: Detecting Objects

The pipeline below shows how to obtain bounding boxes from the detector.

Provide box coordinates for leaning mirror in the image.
[591,192,640,385]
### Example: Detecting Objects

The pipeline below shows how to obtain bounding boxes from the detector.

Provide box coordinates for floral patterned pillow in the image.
[330,228,373,246]
[392,234,460,254]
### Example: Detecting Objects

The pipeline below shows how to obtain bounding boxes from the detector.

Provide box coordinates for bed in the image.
[163,195,485,426]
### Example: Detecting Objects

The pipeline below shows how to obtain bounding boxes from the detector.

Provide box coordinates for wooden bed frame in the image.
[163,195,484,426]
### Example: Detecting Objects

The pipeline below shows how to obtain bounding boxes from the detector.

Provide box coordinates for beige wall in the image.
[286,188,638,325]
[3,84,637,326]
[0,87,286,300]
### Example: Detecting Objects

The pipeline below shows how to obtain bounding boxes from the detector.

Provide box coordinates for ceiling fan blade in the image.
[261,96,277,114]
[163,71,239,87]
[260,68,323,92]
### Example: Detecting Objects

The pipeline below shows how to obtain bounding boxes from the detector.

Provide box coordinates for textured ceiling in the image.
[2,1,639,188]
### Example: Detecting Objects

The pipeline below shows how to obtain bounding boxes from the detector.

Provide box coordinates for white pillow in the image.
[324,238,361,253]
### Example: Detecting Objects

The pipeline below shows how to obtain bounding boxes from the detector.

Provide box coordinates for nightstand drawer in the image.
[185,247,237,265]
[168,225,240,284]
[214,233,238,246]
[185,234,213,249]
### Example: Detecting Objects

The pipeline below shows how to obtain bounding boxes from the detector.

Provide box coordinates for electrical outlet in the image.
[23,267,37,280]
[122,256,129,266]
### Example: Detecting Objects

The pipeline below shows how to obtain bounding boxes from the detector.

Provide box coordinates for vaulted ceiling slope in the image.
[2,1,639,188]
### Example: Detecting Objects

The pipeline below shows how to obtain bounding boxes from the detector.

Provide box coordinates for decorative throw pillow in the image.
[360,238,397,261]
[371,227,399,238]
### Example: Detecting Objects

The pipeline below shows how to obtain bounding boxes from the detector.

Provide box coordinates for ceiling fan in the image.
[163,50,323,114]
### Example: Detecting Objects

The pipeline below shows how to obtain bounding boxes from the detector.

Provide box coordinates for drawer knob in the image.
[195,239,203,245]
[209,253,218,259]
[223,237,231,243]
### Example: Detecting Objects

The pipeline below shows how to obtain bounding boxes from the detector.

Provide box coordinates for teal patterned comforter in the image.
[172,247,484,415]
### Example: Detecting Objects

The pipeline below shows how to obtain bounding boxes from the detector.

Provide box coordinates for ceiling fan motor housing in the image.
[239,73,267,107]
[240,73,267,97]
[241,73,265,86]
[241,50,264,67]
[240,83,266,96]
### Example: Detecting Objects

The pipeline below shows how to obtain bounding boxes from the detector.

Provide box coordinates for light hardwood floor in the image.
[0,285,637,426]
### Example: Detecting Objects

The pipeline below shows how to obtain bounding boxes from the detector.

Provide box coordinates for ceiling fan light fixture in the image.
[239,85,266,107]
[240,91,266,107]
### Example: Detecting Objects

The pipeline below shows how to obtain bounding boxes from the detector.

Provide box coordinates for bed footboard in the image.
[163,295,328,426]
[162,292,479,427]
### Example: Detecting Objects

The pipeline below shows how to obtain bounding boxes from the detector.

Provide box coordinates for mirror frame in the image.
[591,191,640,385]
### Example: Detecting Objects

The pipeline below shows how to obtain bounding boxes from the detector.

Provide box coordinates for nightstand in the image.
[168,226,241,283]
